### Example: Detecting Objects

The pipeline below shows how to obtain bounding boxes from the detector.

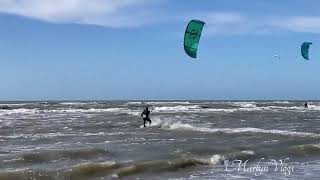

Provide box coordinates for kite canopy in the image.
[301,42,312,60]
[273,55,280,60]
[184,20,205,58]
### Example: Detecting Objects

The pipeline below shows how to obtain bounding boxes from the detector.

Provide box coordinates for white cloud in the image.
[202,12,250,35]
[191,12,270,36]
[194,12,320,36]
[272,16,320,34]
[0,0,154,27]
[1,1,320,35]
[205,12,246,24]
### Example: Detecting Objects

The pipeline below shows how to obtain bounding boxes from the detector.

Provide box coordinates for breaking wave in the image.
[289,144,320,156]
[126,101,191,105]
[151,117,320,138]
[0,150,263,180]
[16,148,109,163]
[0,156,221,180]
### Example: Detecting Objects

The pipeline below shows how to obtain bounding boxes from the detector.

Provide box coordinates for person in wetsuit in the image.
[304,102,308,108]
[141,107,151,127]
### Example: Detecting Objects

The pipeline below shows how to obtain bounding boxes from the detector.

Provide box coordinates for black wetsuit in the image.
[141,109,151,127]
[305,102,308,108]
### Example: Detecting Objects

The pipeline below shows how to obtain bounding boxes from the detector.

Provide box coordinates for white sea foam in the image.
[147,101,191,105]
[0,131,125,140]
[205,108,237,113]
[271,101,291,104]
[265,105,320,111]
[125,102,142,105]
[308,105,320,111]
[210,154,226,165]
[0,103,27,106]
[0,132,77,139]
[152,117,320,138]
[59,102,89,105]
[240,150,255,155]
[45,108,130,114]
[151,105,240,113]
[2,102,320,119]
[153,105,200,112]
[0,107,142,117]
[0,108,38,116]
[232,102,257,108]
[126,101,191,105]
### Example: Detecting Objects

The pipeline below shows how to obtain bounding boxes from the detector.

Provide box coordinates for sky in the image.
[0,0,320,100]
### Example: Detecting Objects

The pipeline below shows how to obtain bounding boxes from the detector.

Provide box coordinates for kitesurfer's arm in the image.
[141,110,145,117]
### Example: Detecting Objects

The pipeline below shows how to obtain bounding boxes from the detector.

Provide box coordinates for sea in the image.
[0,101,320,180]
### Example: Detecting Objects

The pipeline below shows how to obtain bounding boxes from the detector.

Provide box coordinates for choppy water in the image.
[0,101,320,180]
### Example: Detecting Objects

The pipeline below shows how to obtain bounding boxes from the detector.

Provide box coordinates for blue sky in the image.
[0,0,320,100]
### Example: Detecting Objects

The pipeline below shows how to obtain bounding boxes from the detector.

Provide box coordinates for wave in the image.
[0,103,27,106]
[126,101,191,105]
[225,150,257,161]
[0,108,38,116]
[0,131,121,140]
[271,101,291,104]
[151,117,320,138]
[15,148,109,163]
[288,144,320,156]
[150,104,313,113]
[306,105,320,111]
[153,105,239,113]
[232,102,257,108]
[261,143,320,157]
[2,103,320,118]
[59,102,90,105]
[153,105,200,112]
[0,156,218,180]
[126,101,143,105]
[45,108,142,116]
[146,101,191,105]
[0,108,139,116]
[0,132,77,139]
[0,151,262,180]
[64,156,218,179]
[45,108,121,113]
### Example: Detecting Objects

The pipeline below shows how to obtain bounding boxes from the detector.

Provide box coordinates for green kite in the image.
[301,42,312,60]
[184,20,205,58]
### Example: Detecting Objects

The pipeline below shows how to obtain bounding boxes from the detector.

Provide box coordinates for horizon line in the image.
[0,99,316,102]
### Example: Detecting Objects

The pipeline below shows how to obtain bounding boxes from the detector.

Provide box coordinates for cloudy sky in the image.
[0,0,320,100]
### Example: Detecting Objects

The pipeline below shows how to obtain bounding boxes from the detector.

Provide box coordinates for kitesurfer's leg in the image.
[143,118,147,127]
[147,118,151,125]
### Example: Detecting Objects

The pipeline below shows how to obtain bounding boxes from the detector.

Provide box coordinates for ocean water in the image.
[0,101,320,180]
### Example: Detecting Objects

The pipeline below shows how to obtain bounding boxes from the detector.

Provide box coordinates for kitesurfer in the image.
[304,102,308,108]
[0,105,10,110]
[141,107,151,127]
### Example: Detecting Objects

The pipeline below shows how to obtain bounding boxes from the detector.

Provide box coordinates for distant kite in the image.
[273,55,280,61]
[184,20,205,58]
[301,42,312,60]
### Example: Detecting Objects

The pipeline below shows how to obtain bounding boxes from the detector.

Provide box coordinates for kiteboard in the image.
[140,122,152,128]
